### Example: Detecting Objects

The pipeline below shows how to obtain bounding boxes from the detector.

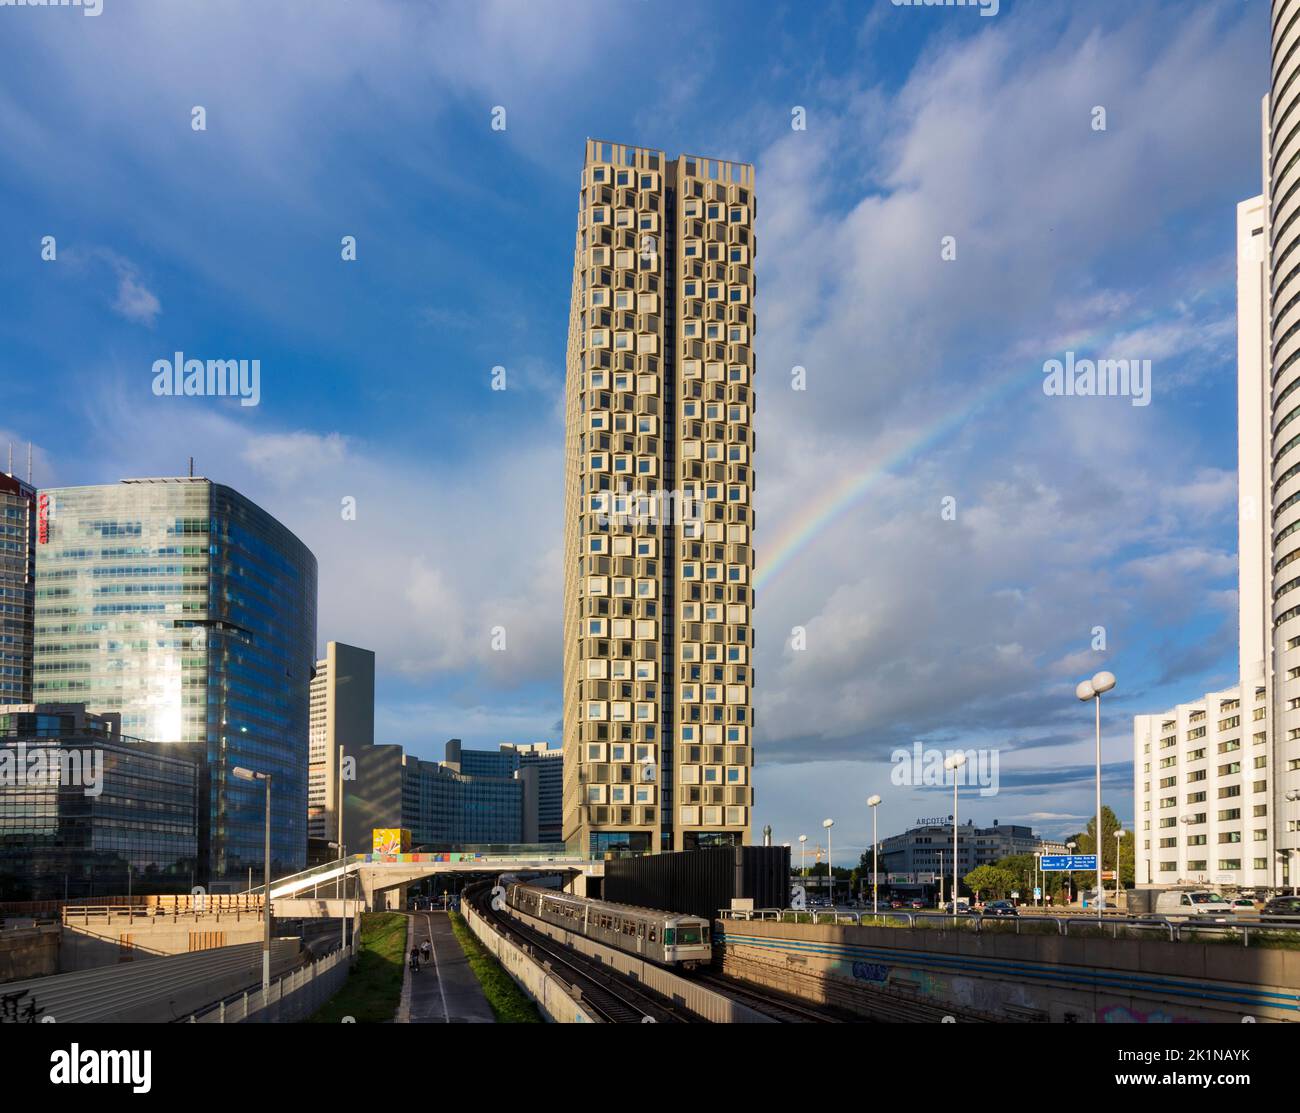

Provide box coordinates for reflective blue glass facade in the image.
[0,706,200,901]
[32,478,317,888]
[0,472,35,703]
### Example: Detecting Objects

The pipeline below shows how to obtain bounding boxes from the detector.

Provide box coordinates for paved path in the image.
[398,911,495,1023]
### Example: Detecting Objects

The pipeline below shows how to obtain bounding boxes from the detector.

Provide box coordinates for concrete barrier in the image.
[717,919,1300,1022]
[0,925,60,984]
[463,899,597,1022]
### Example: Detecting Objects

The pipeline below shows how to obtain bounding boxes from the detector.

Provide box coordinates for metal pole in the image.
[263,774,272,993]
[1115,834,1122,908]
[952,777,959,912]
[827,827,832,906]
[1095,694,1104,918]
[872,807,879,916]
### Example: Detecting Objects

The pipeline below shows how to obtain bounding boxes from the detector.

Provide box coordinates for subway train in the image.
[506,882,713,968]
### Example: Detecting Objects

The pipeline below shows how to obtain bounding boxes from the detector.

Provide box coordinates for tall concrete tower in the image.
[562,140,757,856]
[1269,0,1300,884]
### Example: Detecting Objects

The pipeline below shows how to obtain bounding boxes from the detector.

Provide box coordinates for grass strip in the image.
[309,911,408,1023]
[448,910,543,1023]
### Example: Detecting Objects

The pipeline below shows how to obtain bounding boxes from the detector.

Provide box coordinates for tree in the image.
[964,865,1016,901]
[1066,805,1134,892]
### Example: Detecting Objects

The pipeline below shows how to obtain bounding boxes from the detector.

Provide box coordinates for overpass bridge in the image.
[267,847,605,913]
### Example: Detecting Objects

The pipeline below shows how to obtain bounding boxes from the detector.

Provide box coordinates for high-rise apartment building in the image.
[308,641,375,845]
[32,477,317,889]
[1132,13,1300,891]
[0,470,36,703]
[1267,1,1300,883]
[562,139,757,856]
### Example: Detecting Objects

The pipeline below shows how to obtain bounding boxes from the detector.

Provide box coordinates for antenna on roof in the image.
[188,456,194,478]
[26,443,31,484]
[6,443,11,477]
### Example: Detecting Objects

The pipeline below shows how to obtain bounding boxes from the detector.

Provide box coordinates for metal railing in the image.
[718,907,1300,946]
[184,942,353,1023]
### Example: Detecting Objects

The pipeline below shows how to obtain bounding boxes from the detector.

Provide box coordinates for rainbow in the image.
[752,301,1197,593]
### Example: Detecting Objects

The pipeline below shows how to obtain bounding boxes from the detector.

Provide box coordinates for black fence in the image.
[604,845,791,920]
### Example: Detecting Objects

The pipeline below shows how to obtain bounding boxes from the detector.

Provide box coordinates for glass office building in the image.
[0,703,200,901]
[446,738,563,842]
[32,478,317,888]
[0,471,36,703]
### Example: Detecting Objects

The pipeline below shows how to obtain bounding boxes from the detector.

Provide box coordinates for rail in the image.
[718,908,1300,946]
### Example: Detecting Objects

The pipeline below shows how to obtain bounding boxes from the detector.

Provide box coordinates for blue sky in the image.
[0,0,1272,863]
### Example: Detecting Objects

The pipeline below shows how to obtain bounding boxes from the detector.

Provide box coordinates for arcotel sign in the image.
[37,493,50,545]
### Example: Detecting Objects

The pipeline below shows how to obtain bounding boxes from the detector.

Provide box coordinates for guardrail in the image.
[184,943,353,1023]
[718,908,1300,946]
[61,901,265,926]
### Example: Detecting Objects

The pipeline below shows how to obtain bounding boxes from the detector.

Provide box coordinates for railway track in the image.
[467,884,698,1024]
[691,970,846,1023]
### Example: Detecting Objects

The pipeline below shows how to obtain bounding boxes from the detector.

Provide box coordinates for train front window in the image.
[677,926,702,945]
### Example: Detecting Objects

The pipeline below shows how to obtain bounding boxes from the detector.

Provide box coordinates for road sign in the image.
[1033,886,1042,899]
[1040,854,1097,871]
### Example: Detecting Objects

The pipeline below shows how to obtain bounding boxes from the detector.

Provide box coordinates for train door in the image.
[636,920,645,955]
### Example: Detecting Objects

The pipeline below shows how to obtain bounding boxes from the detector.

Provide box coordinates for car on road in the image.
[942,900,974,914]
[982,900,1018,918]
[909,898,926,910]
[1155,889,1234,919]
[1261,895,1300,925]
[889,898,904,909]
[1230,897,1258,913]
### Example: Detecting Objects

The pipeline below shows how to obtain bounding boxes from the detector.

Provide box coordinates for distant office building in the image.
[32,477,317,889]
[343,737,524,851]
[308,642,374,846]
[877,821,1052,892]
[562,140,757,856]
[0,470,36,704]
[446,739,563,843]
[0,703,200,901]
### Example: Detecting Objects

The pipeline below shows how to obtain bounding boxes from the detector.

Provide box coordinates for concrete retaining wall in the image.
[60,914,265,971]
[717,920,1300,1023]
[0,926,59,984]
[463,900,596,1023]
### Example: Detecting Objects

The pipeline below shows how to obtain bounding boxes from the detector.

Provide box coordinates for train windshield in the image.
[677,926,703,945]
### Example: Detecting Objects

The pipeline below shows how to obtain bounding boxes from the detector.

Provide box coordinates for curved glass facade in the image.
[32,478,317,888]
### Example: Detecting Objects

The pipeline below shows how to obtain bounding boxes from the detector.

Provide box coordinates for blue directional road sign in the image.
[1040,855,1097,871]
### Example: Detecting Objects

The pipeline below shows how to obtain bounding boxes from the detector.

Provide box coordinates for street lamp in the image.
[1066,840,1078,904]
[867,794,882,916]
[798,834,807,880]
[944,753,967,912]
[1033,850,1042,908]
[1076,669,1116,919]
[233,765,273,993]
[1287,790,1300,895]
[822,818,834,906]
[1113,830,1125,909]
